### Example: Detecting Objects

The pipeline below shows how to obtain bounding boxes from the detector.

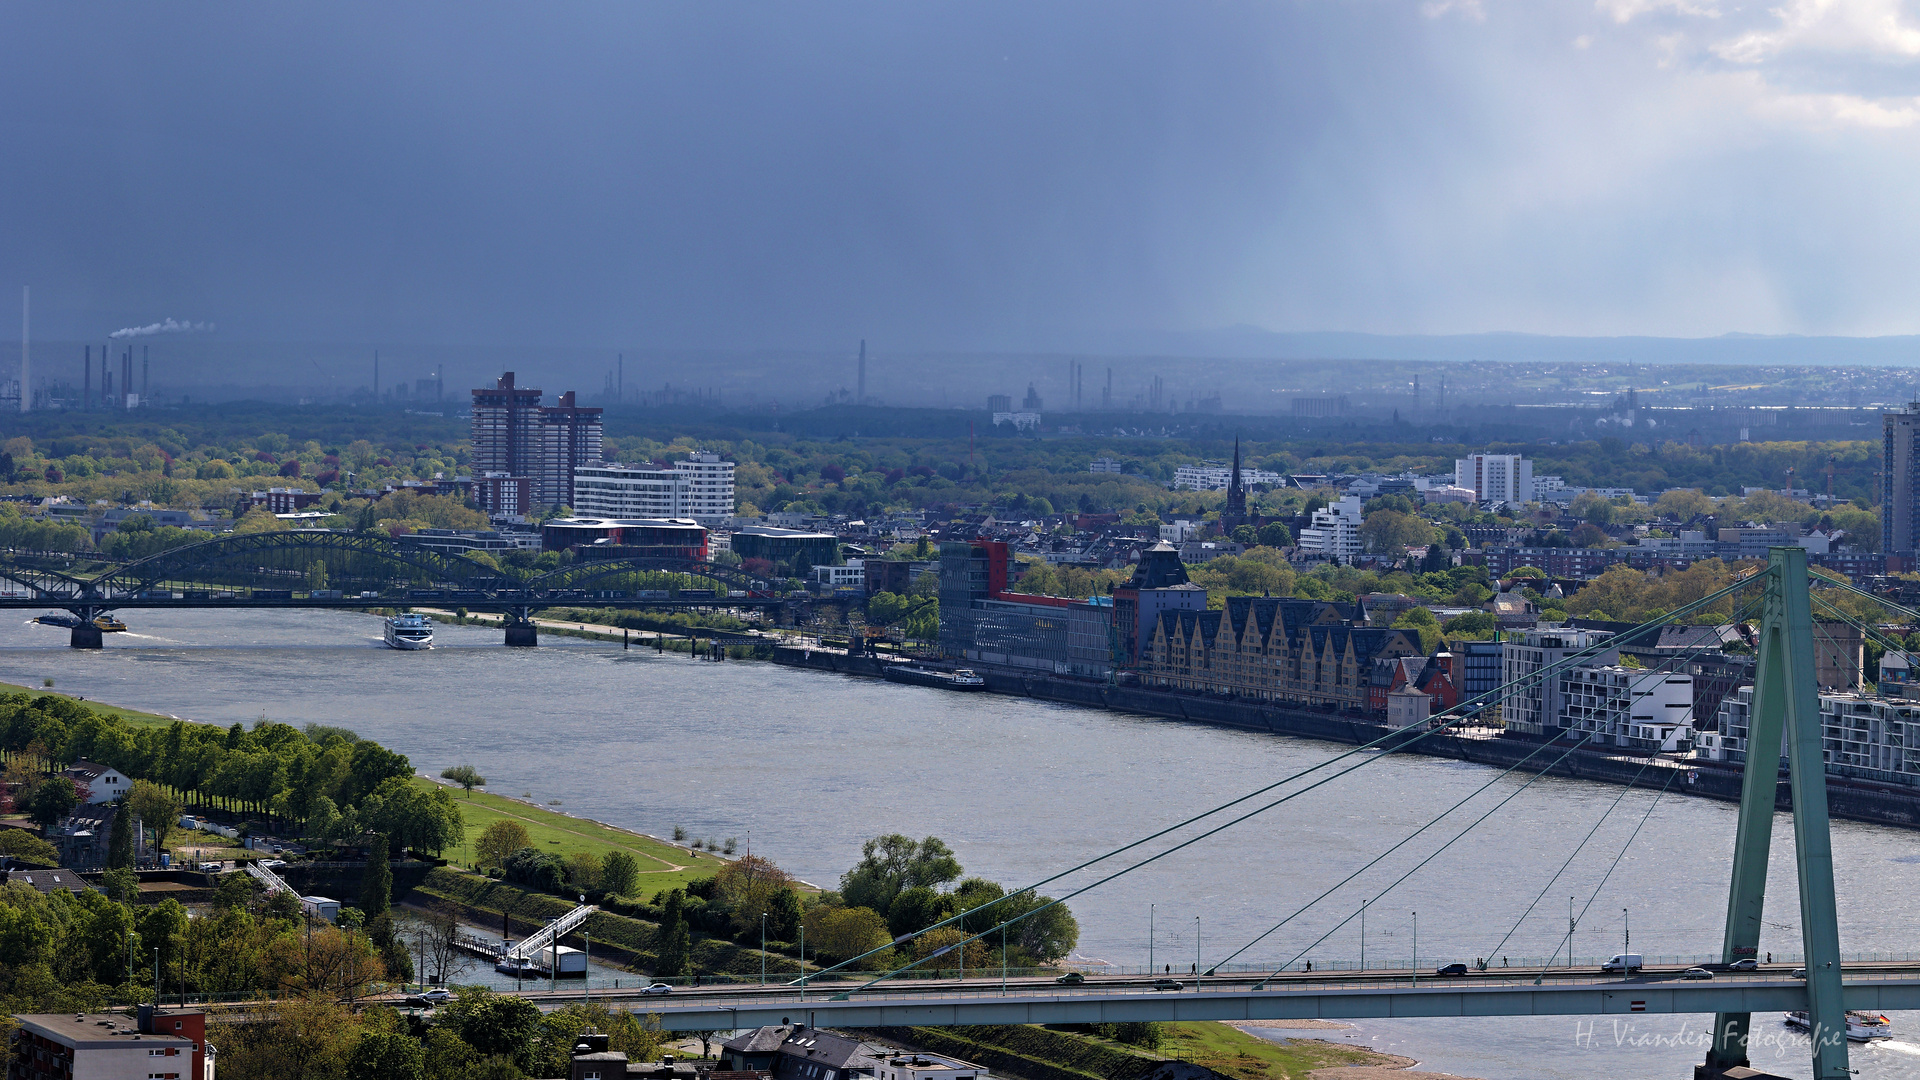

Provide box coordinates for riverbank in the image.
[766,646,1920,830]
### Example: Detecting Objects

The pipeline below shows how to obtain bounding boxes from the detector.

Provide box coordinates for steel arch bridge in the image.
[0,532,815,647]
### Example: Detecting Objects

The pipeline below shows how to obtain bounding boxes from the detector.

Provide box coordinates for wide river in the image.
[4,608,1920,1079]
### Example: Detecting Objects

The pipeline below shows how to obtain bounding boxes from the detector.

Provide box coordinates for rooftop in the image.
[11,1013,195,1050]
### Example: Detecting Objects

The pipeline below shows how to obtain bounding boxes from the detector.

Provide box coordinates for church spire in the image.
[1226,434,1247,522]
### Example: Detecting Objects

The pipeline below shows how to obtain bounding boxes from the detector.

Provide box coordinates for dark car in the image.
[1150,978,1184,992]
[1436,963,1469,977]
[1055,972,1085,985]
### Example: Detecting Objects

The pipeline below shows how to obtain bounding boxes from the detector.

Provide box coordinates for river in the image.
[4,607,1920,1079]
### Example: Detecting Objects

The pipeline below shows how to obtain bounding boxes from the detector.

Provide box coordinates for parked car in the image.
[404,988,452,1007]
[1436,963,1468,977]
[1680,967,1714,980]
[257,859,287,869]
[1150,978,1184,992]
[1728,958,1759,971]
[1055,972,1085,985]
[642,983,674,995]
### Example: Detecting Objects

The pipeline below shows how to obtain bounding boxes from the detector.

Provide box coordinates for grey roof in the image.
[8,869,88,894]
[779,1027,876,1070]
[724,1025,795,1054]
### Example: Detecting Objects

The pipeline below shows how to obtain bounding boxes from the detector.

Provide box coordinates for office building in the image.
[1500,628,1620,736]
[732,526,839,574]
[1298,496,1364,562]
[1455,453,1534,506]
[476,472,531,518]
[471,373,603,512]
[540,517,708,559]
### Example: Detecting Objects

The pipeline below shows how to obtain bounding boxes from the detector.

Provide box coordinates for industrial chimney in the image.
[18,285,27,413]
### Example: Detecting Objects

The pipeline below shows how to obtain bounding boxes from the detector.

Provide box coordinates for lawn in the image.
[0,680,186,731]
[417,778,731,896]
[1157,1022,1385,1080]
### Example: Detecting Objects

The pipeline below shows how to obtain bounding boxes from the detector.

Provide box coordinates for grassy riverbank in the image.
[0,679,184,730]
[873,1023,1389,1080]
[415,778,728,895]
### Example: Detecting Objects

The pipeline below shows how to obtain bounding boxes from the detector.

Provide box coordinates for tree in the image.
[996,890,1080,963]
[840,834,963,916]
[601,850,640,898]
[1441,611,1497,637]
[101,866,140,902]
[106,799,134,868]
[444,988,544,1074]
[0,826,58,866]
[129,779,183,855]
[349,1022,432,1076]
[476,820,531,869]
[25,776,79,828]
[714,854,792,934]
[1570,522,1610,548]
[439,765,485,796]
[912,925,989,971]
[802,905,892,966]
[233,507,289,534]
[1358,510,1436,555]
[654,889,692,977]
[1390,608,1442,654]
[362,834,392,916]
[768,886,803,942]
[1257,521,1292,548]
[887,885,954,939]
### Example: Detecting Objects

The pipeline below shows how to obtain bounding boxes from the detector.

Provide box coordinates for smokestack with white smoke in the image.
[109,318,214,340]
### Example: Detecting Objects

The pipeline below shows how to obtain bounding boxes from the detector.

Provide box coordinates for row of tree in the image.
[0,693,464,856]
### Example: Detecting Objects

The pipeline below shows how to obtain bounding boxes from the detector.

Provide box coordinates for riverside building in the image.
[571,452,735,527]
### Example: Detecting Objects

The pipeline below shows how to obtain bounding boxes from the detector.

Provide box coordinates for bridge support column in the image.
[1702,547,1848,1080]
[504,622,538,647]
[69,623,103,649]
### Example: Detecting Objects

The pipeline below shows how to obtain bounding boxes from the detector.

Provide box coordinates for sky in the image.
[5,1,1920,356]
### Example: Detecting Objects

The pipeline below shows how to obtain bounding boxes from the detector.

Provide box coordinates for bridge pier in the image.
[504,623,538,647]
[69,623,103,649]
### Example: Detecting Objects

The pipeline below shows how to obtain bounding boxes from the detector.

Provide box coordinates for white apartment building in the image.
[571,452,735,527]
[1455,453,1534,506]
[1558,666,1696,752]
[1297,495,1364,562]
[1501,628,1620,736]
[1171,463,1286,491]
[1704,687,1920,788]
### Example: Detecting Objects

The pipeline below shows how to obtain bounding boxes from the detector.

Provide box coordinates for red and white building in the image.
[8,1008,213,1080]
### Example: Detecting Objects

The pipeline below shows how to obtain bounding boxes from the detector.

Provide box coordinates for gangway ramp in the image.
[245,862,293,895]
[506,903,597,961]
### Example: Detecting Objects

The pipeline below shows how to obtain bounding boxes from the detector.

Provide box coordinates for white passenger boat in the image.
[383,613,435,650]
[1784,1010,1893,1041]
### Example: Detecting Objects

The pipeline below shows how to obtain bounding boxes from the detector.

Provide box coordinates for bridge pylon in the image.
[1700,547,1847,1080]
[504,607,538,647]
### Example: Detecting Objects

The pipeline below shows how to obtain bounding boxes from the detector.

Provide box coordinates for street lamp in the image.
[1410,912,1417,986]
[1148,904,1154,975]
[761,912,768,986]
[1623,908,1630,954]
[1194,917,1201,988]
[1569,897,1576,969]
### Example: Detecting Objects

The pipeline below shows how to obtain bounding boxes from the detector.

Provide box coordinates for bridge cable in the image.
[1529,762,1682,982]
[1236,607,1752,980]
[1216,605,1751,977]
[1237,729,1606,982]
[809,577,1763,992]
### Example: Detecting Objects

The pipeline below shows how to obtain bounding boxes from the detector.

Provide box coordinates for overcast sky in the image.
[5,1,1920,353]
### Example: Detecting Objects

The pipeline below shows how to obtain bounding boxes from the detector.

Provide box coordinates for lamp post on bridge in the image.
[1569,897,1576,969]
[1623,908,1629,956]
[1410,912,1416,987]
[1148,904,1154,975]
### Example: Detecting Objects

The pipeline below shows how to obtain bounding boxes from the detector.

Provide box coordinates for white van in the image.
[1602,953,1644,973]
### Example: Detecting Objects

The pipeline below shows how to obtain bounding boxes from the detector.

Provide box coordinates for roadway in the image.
[289,963,1920,1029]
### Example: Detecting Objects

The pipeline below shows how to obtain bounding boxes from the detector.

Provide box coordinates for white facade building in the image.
[813,561,866,587]
[1558,666,1696,751]
[1704,687,1920,788]
[1455,453,1534,506]
[1172,463,1286,491]
[1089,456,1123,474]
[571,452,735,527]
[1298,495,1364,562]
[992,411,1041,430]
[1501,628,1620,736]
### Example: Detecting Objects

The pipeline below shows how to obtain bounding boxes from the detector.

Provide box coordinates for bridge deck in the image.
[632,973,1920,1030]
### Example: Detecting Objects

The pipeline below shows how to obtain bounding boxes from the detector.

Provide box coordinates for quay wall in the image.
[771,648,1920,830]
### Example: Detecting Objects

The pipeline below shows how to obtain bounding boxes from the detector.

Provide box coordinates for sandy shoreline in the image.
[1227,1021,1485,1080]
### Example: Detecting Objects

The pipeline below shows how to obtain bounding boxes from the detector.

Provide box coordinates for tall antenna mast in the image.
[18,286,27,413]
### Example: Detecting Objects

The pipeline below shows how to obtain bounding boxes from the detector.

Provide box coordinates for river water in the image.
[5,608,1920,1079]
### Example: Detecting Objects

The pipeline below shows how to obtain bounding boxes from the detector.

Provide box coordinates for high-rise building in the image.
[1298,496,1364,562]
[1455,453,1534,506]
[1885,403,1920,567]
[536,390,602,510]
[471,373,602,511]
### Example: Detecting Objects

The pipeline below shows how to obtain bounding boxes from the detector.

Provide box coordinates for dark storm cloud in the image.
[5,1,1920,353]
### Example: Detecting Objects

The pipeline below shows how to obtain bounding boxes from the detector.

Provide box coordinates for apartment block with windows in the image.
[572,452,735,527]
